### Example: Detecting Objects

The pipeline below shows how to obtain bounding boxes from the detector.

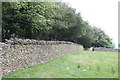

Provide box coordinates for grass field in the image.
[3,51,118,78]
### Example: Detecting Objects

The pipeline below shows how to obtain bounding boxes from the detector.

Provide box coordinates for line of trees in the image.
[2,1,115,48]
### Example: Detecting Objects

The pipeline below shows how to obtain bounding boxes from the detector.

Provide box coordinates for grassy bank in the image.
[3,51,118,78]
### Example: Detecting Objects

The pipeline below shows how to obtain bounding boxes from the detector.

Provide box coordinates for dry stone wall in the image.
[0,38,83,76]
[93,47,118,52]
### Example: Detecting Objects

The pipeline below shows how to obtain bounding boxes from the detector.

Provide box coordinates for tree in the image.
[91,27,115,48]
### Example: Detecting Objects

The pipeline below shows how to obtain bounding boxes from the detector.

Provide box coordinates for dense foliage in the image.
[2,2,115,48]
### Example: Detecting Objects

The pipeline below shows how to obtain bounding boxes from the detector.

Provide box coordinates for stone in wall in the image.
[0,38,83,76]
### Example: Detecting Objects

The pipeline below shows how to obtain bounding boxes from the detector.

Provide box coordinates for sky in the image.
[61,0,119,48]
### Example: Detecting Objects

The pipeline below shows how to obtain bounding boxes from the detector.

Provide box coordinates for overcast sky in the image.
[61,0,119,48]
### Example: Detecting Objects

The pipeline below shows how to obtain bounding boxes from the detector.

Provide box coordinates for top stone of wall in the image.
[4,38,74,45]
[0,38,77,50]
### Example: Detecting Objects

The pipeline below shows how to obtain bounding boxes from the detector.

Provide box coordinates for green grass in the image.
[3,51,118,78]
